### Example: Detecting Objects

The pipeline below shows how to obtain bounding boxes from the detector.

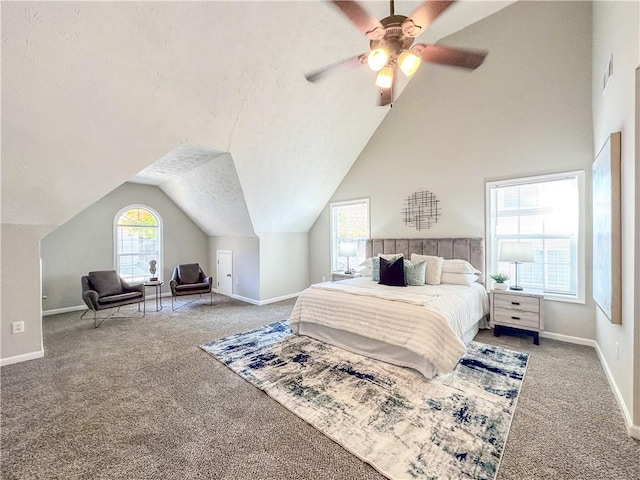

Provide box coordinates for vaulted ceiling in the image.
[1,1,513,235]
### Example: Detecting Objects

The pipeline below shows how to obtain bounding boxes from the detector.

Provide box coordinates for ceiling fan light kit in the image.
[375,66,394,89]
[398,50,421,77]
[367,47,390,71]
[305,0,489,106]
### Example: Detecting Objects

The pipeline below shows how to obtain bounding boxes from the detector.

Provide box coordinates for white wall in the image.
[310,1,595,339]
[40,182,209,312]
[1,224,53,363]
[591,0,639,432]
[208,236,260,302]
[259,232,309,302]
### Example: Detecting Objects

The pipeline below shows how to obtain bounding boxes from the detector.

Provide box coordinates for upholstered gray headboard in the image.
[365,238,485,283]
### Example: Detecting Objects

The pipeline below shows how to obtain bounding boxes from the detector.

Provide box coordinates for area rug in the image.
[200,321,529,480]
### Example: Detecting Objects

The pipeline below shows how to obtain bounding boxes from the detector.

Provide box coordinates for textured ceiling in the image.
[1,1,513,234]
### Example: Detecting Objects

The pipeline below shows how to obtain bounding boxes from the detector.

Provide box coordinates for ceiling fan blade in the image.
[305,54,367,83]
[330,1,385,40]
[402,1,456,38]
[415,43,487,70]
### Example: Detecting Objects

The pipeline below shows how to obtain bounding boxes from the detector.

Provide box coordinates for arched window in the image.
[114,205,162,283]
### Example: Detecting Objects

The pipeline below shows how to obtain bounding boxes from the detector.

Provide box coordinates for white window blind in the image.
[487,172,584,300]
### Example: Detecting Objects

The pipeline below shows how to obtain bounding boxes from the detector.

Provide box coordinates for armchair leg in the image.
[94,310,115,329]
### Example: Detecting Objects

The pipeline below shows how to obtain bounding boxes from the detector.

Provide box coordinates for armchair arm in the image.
[82,290,99,310]
[170,280,178,295]
[120,278,144,295]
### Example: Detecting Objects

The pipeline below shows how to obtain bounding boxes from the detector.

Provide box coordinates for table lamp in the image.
[499,242,534,291]
[338,242,357,274]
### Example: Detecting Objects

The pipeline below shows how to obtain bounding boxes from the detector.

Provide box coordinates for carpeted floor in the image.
[1,295,639,479]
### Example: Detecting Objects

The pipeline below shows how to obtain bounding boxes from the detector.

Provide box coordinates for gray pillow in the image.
[88,270,123,297]
[178,264,201,284]
[404,260,427,286]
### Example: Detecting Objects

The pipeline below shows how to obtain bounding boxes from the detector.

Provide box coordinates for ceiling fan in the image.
[305,0,488,106]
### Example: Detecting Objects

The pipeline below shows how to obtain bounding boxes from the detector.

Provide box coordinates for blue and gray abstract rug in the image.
[200,321,529,480]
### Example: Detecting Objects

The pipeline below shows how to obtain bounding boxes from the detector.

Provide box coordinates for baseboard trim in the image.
[539,331,597,347]
[43,305,86,316]
[231,294,260,305]
[258,292,300,306]
[230,292,300,306]
[593,341,636,438]
[1,350,44,367]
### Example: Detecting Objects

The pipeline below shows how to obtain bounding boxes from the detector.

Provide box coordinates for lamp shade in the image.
[338,242,357,257]
[367,47,389,72]
[398,50,421,77]
[499,242,534,263]
[375,66,394,89]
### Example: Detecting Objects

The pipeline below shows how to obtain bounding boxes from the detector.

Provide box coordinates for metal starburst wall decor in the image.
[402,191,441,230]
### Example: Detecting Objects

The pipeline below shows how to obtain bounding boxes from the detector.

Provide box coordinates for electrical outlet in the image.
[12,321,25,334]
[616,342,620,360]
[235,278,239,286]
[321,276,326,282]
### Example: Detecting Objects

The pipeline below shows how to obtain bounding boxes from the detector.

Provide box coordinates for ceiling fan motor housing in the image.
[370,15,415,63]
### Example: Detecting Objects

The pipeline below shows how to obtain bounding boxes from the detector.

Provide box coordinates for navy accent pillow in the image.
[379,257,406,287]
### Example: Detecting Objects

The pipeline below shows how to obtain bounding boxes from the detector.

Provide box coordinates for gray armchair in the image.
[81,270,145,328]
[169,263,213,310]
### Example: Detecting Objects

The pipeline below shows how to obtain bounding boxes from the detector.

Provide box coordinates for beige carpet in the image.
[2,295,639,479]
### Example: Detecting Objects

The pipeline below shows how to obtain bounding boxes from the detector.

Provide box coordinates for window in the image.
[330,199,370,273]
[486,171,585,302]
[114,206,162,283]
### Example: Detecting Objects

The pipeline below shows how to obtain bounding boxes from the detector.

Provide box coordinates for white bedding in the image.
[290,277,489,375]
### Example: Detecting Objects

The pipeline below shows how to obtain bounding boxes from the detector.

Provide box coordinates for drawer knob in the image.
[511,316,521,320]
[511,302,520,305]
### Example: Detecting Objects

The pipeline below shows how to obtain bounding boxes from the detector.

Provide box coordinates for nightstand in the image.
[331,272,362,282]
[490,289,544,345]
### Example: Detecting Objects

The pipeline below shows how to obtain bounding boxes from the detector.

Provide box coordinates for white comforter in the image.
[289,277,489,374]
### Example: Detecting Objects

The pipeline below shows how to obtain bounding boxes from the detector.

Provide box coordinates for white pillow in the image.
[442,259,481,275]
[359,257,373,268]
[410,254,444,285]
[356,266,372,277]
[440,272,480,286]
[360,254,404,268]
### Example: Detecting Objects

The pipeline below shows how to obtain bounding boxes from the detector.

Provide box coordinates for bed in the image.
[290,238,489,379]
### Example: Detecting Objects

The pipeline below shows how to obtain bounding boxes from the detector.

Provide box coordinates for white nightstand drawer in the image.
[493,294,540,313]
[493,308,540,329]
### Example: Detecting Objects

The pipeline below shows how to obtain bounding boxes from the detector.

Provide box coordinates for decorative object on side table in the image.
[490,273,509,290]
[491,288,544,345]
[338,242,357,274]
[149,259,158,281]
[499,242,534,291]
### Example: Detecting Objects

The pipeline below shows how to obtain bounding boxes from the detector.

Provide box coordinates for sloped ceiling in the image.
[1,1,513,234]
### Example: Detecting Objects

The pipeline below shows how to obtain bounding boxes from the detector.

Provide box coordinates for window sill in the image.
[543,293,585,305]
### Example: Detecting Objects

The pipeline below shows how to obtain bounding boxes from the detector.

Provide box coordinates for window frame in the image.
[113,204,163,284]
[329,198,371,274]
[485,170,585,304]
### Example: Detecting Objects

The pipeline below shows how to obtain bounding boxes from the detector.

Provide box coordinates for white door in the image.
[217,251,233,296]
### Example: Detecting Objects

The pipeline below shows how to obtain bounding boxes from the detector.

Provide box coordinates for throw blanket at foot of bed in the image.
[200,321,529,480]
